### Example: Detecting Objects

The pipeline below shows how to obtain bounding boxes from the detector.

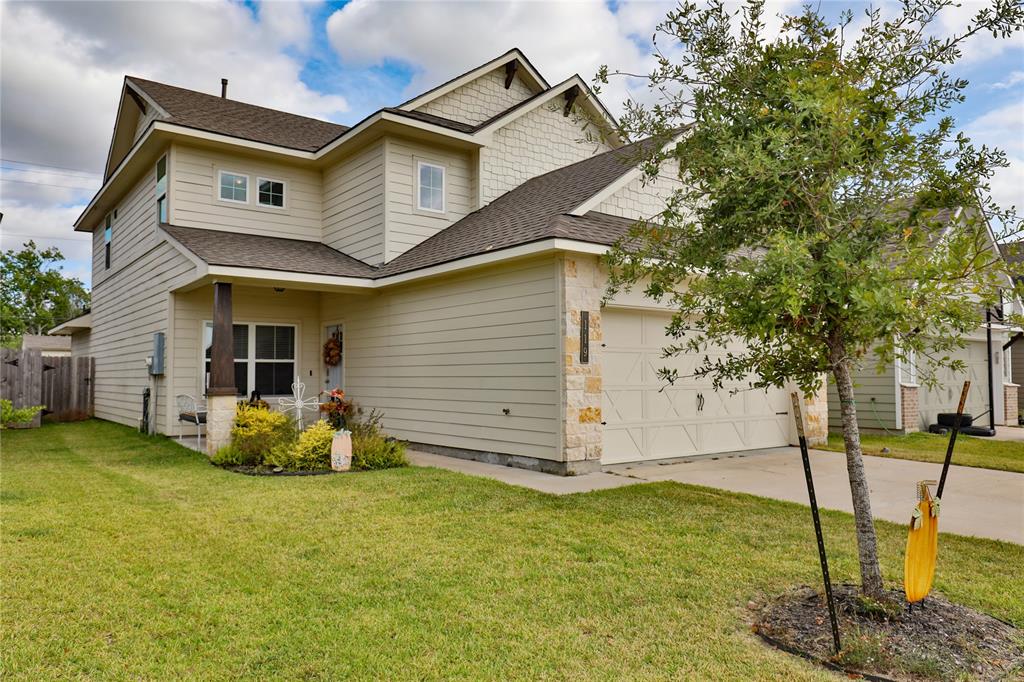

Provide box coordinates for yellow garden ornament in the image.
[904,480,939,604]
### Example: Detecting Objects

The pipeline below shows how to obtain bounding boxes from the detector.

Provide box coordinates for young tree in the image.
[1,241,90,348]
[599,0,1023,596]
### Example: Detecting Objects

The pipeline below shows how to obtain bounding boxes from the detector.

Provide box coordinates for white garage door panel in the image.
[919,341,990,428]
[602,309,791,464]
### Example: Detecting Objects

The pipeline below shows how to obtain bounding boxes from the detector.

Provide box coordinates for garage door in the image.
[602,309,792,464]
[918,340,991,429]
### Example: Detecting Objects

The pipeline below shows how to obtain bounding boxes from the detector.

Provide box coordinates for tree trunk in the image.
[830,342,885,597]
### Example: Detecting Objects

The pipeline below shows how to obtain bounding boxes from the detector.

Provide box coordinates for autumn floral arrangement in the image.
[322,336,342,366]
[319,388,353,430]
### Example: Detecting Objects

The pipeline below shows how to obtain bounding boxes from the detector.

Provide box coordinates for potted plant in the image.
[319,389,354,471]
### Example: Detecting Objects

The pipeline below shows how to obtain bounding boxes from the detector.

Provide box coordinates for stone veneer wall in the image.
[1004,384,1018,425]
[900,384,920,433]
[802,382,829,446]
[205,394,235,455]
[560,255,604,474]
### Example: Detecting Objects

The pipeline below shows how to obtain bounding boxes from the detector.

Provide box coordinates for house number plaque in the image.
[580,311,590,364]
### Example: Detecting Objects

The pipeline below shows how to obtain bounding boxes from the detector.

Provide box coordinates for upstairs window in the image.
[416,161,445,213]
[219,171,248,203]
[257,178,285,208]
[103,214,112,269]
[156,156,168,223]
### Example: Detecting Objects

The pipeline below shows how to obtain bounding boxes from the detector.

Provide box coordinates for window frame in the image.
[414,159,446,215]
[103,214,112,270]
[201,320,298,397]
[217,170,250,205]
[155,155,168,224]
[256,176,287,209]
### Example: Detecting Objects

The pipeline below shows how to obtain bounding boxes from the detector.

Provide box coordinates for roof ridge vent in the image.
[221,78,228,99]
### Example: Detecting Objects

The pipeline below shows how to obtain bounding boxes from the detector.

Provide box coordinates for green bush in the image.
[290,420,335,470]
[210,444,247,467]
[230,404,293,464]
[1,399,44,428]
[350,410,407,470]
[263,441,299,469]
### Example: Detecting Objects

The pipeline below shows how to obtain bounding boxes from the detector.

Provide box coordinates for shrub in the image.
[349,409,408,470]
[291,419,335,470]
[230,404,293,464]
[1,399,44,428]
[210,444,247,467]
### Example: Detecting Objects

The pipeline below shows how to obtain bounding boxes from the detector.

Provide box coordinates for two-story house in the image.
[69,49,826,474]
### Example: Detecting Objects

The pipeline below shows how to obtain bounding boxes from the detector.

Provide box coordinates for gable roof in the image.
[126,77,349,152]
[161,224,378,278]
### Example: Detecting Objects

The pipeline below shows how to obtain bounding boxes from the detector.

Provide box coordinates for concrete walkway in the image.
[409,448,1024,544]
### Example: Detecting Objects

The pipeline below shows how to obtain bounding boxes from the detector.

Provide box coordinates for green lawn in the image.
[3,421,1022,680]
[820,431,1024,474]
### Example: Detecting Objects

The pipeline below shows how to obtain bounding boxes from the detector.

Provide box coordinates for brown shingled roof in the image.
[161,224,378,278]
[127,77,349,152]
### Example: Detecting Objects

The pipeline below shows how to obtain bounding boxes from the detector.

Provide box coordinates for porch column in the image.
[206,282,236,455]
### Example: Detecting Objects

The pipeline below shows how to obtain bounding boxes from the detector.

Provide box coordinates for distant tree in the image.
[1,241,90,348]
[599,0,1023,597]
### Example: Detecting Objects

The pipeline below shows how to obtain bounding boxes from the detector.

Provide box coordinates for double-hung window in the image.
[203,322,295,396]
[416,161,445,213]
[257,178,285,208]
[156,156,168,223]
[219,171,248,203]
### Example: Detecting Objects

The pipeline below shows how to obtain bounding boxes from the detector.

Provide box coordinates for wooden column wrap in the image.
[207,282,236,396]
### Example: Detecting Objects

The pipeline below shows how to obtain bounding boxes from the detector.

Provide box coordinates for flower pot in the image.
[331,430,352,471]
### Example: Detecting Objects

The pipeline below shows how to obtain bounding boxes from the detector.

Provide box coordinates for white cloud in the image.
[964,100,1024,215]
[992,71,1024,90]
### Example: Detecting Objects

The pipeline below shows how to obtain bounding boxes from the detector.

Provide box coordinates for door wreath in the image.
[323,336,342,366]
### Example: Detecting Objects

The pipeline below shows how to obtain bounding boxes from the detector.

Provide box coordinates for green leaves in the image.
[0,241,90,348]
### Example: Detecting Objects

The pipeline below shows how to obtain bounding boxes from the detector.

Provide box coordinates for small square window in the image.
[258,178,285,207]
[416,161,445,213]
[219,172,248,203]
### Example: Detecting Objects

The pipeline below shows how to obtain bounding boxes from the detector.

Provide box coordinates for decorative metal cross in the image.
[278,376,319,429]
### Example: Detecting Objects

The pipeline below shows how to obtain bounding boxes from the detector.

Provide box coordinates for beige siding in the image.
[91,240,197,434]
[322,141,386,264]
[481,103,612,204]
[169,143,322,241]
[415,67,536,126]
[384,136,473,262]
[320,258,561,459]
[92,160,163,288]
[70,331,90,357]
[827,361,899,433]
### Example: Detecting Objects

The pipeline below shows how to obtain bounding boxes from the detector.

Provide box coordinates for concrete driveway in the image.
[606,447,1024,544]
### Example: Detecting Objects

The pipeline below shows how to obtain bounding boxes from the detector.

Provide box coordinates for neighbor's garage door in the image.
[918,340,991,429]
[601,309,792,464]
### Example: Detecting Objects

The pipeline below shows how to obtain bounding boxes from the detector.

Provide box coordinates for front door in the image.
[323,324,344,392]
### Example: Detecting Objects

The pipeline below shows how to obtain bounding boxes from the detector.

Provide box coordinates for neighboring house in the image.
[21,334,72,357]
[827,215,1016,434]
[48,312,92,356]
[999,240,1023,415]
[72,48,826,474]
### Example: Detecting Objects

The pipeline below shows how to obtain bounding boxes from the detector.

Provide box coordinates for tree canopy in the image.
[599,0,1023,596]
[1,241,90,348]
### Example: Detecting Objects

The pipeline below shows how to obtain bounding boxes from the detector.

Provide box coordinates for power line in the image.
[0,232,90,243]
[0,178,98,192]
[0,158,101,176]
[0,165,102,180]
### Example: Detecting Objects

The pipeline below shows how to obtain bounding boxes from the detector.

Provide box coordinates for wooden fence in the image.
[1,348,94,427]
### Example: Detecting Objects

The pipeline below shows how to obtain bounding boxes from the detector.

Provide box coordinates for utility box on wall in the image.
[150,332,165,376]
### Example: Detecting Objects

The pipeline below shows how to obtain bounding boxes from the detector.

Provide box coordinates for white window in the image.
[219,171,248,203]
[203,322,296,396]
[899,350,918,385]
[416,161,445,213]
[257,177,285,208]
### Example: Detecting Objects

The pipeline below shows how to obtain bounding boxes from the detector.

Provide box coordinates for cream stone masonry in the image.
[559,254,604,473]
[415,67,536,126]
[481,105,612,204]
[1004,384,1018,424]
[801,382,829,445]
[205,394,235,455]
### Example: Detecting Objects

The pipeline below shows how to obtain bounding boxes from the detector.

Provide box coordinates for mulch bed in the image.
[754,585,1023,680]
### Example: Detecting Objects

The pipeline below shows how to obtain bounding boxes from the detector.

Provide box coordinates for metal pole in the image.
[790,393,841,655]
[937,381,970,499]
[986,308,995,433]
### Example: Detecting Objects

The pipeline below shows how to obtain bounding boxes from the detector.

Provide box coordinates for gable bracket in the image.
[563,85,580,117]
[126,87,147,113]
[504,60,519,89]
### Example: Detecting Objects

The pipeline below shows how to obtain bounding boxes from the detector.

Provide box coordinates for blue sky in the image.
[1,0,1021,290]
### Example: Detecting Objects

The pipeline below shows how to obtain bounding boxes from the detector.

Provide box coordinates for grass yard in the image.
[820,431,1024,474]
[3,421,1022,680]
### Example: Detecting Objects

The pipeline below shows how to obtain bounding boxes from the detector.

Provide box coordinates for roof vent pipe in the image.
[221,78,228,98]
